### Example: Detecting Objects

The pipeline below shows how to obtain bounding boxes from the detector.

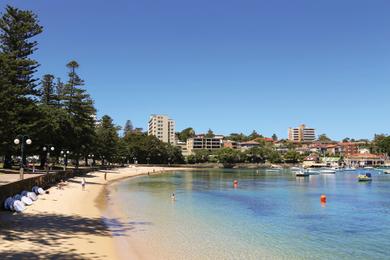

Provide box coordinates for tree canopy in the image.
[0,5,43,167]
[371,134,390,156]
[318,134,332,143]
[178,127,195,142]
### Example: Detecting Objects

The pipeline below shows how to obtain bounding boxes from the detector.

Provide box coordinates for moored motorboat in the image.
[266,169,280,172]
[383,170,390,174]
[358,173,372,182]
[320,169,336,174]
[306,168,320,175]
[342,167,356,171]
[295,170,310,177]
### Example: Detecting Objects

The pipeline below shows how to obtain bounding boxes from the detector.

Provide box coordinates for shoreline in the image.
[0,166,191,259]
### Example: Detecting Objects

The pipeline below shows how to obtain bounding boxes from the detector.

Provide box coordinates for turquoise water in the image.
[112,169,390,259]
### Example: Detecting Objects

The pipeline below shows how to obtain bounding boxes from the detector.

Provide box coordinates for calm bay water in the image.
[111,169,390,259]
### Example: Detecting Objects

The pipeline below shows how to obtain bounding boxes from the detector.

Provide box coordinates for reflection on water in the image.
[112,169,390,259]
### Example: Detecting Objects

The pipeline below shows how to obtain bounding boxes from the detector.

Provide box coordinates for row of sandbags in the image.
[3,186,45,213]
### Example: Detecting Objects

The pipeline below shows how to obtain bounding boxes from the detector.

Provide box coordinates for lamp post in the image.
[31,157,36,173]
[88,154,94,168]
[14,135,32,180]
[61,150,70,171]
[43,145,55,174]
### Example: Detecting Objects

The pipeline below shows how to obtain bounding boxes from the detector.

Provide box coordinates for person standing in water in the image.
[81,178,86,191]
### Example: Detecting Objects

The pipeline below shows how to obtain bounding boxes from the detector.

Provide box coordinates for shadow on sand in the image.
[0,211,150,259]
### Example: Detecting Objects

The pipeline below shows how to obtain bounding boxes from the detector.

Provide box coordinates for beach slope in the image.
[0,166,185,259]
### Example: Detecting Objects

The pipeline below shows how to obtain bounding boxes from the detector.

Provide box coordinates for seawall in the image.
[0,166,117,208]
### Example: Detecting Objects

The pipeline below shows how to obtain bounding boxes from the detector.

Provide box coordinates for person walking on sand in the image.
[171,193,176,201]
[81,178,86,191]
[104,171,107,180]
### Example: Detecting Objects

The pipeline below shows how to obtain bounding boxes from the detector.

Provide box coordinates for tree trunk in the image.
[3,152,12,169]
[40,153,47,167]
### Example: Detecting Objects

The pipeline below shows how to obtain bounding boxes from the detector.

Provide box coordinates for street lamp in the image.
[61,150,70,171]
[43,145,55,174]
[88,154,94,168]
[14,135,32,180]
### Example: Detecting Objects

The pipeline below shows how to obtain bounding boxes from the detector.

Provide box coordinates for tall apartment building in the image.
[288,124,316,143]
[148,115,176,144]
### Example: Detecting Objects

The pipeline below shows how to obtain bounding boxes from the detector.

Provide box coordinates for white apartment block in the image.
[288,124,316,143]
[148,115,176,144]
[186,135,224,154]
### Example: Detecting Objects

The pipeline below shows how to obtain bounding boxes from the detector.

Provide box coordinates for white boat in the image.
[320,169,336,174]
[364,166,374,169]
[342,167,356,171]
[291,167,301,172]
[384,170,390,174]
[266,169,280,172]
[295,170,310,177]
[306,168,320,175]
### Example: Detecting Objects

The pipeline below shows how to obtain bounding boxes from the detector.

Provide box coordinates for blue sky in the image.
[2,0,390,140]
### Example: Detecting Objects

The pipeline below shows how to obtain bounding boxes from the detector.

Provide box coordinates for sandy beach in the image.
[0,166,188,259]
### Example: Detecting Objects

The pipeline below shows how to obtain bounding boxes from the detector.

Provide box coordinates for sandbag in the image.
[13,194,22,201]
[13,200,26,212]
[4,197,14,210]
[27,192,38,201]
[37,187,45,195]
[21,196,33,206]
[32,186,39,194]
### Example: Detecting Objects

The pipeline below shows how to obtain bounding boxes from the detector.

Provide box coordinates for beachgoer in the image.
[171,193,176,201]
[104,172,107,180]
[58,179,65,190]
[81,178,86,190]
[57,182,62,190]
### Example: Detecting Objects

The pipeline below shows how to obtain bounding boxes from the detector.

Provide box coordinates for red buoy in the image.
[320,194,327,203]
